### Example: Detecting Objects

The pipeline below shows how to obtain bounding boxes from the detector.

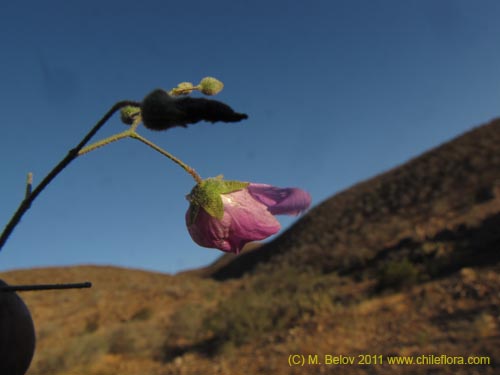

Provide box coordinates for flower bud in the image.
[185,177,311,253]
[172,82,194,96]
[120,106,140,125]
[199,77,224,95]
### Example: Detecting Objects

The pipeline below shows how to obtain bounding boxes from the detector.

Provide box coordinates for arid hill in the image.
[1,118,499,375]
[205,117,500,280]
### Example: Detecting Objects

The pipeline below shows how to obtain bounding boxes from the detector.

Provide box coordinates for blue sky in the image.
[1,0,500,274]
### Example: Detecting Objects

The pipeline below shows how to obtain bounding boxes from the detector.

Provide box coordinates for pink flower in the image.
[185,178,311,254]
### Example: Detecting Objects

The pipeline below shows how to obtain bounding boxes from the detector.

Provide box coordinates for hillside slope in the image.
[1,118,499,375]
[208,118,500,280]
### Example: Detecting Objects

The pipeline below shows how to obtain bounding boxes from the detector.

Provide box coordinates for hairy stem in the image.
[78,132,130,156]
[0,100,140,251]
[79,114,201,183]
[129,132,203,183]
[78,116,142,156]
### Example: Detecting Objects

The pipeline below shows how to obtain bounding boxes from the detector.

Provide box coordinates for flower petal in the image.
[185,189,281,254]
[247,183,312,216]
[221,190,281,252]
[186,206,233,251]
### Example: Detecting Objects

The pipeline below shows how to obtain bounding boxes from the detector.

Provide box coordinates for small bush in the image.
[377,258,419,291]
[107,328,136,355]
[131,307,153,321]
[159,302,214,361]
[32,333,108,374]
[167,302,208,342]
[202,268,339,350]
[84,315,99,333]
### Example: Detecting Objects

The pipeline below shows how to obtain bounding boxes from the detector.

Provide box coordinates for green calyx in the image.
[187,176,249,223]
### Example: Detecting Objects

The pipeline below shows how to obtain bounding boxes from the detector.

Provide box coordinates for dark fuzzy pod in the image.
[140,89,248,131]
[0,280,36,375]
[141,89,184,131]
[175,97,248,124]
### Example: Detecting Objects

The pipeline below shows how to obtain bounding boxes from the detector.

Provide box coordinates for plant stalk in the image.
[0,100,140,251]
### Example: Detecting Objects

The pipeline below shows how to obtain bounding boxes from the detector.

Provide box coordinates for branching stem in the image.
[1,98,203,253]
[80,111,202,183]
[0,100,140,251]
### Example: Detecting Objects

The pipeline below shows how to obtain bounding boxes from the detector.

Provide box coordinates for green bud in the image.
[172,82,195,96]
[120,106,141,125]
[199,77,224,95]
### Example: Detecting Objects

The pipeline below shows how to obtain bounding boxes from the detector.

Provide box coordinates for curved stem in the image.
[0,100,140,251]
[129,132,203,183]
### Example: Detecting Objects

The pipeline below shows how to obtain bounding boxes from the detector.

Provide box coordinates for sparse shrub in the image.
[167,302,208,342]
[158,302,214,361]
[377,258,419,291]
[474,186,494,203]
[204,291,278,347]
[32,333,108,374]
[84,315,99,333]
[29,347,66,375]
[473,312,497,338]
[107,327,136,355]
[131,307,153,321]
[65,334,109,366]
[203,268,338,350]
